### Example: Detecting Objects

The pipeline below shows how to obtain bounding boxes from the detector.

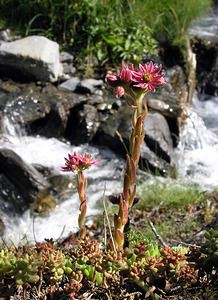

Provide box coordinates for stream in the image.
[0,7,218,245]
[0,117,124,244]
[176,94,218,189]
[1,92,217,245]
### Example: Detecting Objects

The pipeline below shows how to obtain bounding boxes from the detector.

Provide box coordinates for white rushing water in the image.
[0,117,124,244]
[1,92,218,243]
[176,94,218,189]
[189,7,218,40]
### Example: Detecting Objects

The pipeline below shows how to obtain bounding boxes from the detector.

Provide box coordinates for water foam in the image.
[0,115,123,244]
[176,95,218,189]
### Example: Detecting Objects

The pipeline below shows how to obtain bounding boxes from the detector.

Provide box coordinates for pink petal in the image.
[148,84,155,92]
[133,83,148,88]
[153,64,162,74]
[115,86,125,98]
[129,64,135,71]
[146,61,154,73]
[131,71,143,81]
[138,64,146,74]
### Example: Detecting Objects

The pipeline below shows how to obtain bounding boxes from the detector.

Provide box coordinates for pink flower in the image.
[114,86,125,98]
[131,62,165,92]
[106,62,165,98]
[105,65,134,93]
[118,65,133,82]
[61,153,97,173]
[105,73,119,87]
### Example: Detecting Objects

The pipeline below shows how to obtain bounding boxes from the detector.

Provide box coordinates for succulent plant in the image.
[202,228,218,255]
[0,249,16,274]
[12,254,41,285]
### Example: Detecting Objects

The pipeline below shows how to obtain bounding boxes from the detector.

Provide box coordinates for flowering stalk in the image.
[77,171,87,239]
[106,62,165,250]
[61,153,97,239]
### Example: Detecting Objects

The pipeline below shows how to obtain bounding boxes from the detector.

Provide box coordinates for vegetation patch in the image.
[0,0,212,68]
[129,183,217,244]
[0,59,217,300]
[0,231,217,299]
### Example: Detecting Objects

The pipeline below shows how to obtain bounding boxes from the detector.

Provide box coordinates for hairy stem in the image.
[112,95,148,250]
[77,172,87,239]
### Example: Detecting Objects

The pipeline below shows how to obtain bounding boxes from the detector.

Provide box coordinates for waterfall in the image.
[0,114,124,244]
[176,94,218,189]
[1,94,218,243]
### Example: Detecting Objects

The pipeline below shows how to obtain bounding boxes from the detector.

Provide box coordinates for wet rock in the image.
[188,6,218,96]
[93,105,124,153]
[60,51,74,63]
[93,103,175,176]
[2,84,71,138]
[0,29,11,42]
[0,79,22,94]
[58,77,80,92]
[0,36,61,82]
[145,65,186,147]
[76,78,104,94]
[0,111,4,135]
[0,148,50,214]
[0,173,22,215]
[29,102,67,138]
[147,97,182,119]
[62,63,76,75]
[0,216,5,236]
[31,190,57,216]
[0,89,8,112]
[42,82,88,110]
[144,112,173,163]
[4,94,50,125]
[191,37,218,95]
[166,65,186,98]
[97,102,113,111]
[34,164,76,202]
[49,174,76,201]
[66,103,100,144]
[140,143,176,177]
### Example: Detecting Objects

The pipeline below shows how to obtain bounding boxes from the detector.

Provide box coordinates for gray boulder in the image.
[190,36,218,95]
[76,78,104,94]
[3,88,67,138]
[140,143,176,177]
[58,77,80,92]
[0,36,61,82]
[60,51,74,63]
[93,103,175,176]
[0,148,50,214]
[147,97,182,119]
[0,29,11,42]
[62,63,76,75]
[66,104,100,144]
[144,112,174,163]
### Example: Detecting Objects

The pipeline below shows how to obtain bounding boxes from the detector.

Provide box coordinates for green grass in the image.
[0,0,212,67]
[0,0,157,66]
[93,181,218,245]
[127,0,212,46]
[137,181,206,210]
[132,182,217,244]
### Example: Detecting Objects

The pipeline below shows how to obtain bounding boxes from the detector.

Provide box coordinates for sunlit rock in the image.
[76,78,104,94]
[58,77,80,92]
[0,36,61,82]
[144,112,174,164]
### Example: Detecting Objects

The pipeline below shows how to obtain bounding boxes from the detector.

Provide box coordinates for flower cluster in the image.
[61,153,97,173]
[61,61,165,249]
[61,152,97,239]
[106,61,165,98]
